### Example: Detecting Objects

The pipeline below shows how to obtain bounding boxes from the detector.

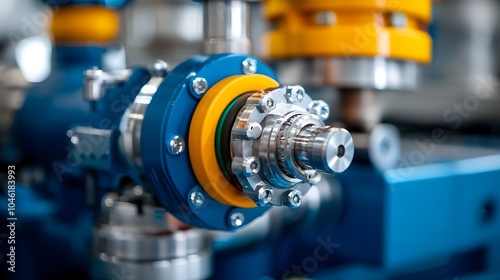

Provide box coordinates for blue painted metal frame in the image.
[333,154,500,273]
[141,53,278,230]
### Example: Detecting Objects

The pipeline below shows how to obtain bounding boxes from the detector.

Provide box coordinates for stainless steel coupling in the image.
[230,85,354,208]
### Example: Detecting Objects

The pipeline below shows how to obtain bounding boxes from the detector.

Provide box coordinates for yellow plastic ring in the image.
[189,74,279,208]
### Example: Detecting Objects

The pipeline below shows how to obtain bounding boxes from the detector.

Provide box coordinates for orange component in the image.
[263,0,432,63]
[50,6,120,44]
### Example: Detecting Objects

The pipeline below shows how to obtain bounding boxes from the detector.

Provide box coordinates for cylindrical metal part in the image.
[95,199,213,280]
[295,126,354,173]
[340,88,382,132]
[351,124,401,171]
[84,68,106,101]
[120,76,163,170]
[229,86,354,207]
[203,0,251,54]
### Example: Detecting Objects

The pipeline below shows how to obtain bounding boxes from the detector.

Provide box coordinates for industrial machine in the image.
[1,0,500,279]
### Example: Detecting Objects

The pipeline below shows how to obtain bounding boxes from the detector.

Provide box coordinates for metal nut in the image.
[308,100,330,120]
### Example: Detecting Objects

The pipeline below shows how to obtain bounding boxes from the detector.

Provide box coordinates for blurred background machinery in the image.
[1,0,500,280]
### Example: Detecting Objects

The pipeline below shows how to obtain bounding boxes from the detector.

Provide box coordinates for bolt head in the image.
[315,11,337,26]
[308,100,330,120]
[84,66,103,78]
[192,77,208,95]
[285,86,306,104]
[305,171,321,184]
[190,190,205,207]
[242,157,260,176]
[286,190,302,209]
[132,185,144,196]
[257,185,274,205]
[70,135,79,145]
[230,212,245,227]
[169,136,185,155]
[259,95,276,112]
[245,122,262,139]
[391,13,407,28]
[152,60,168,77]
[102,192,118,208]
[242,58,257,74]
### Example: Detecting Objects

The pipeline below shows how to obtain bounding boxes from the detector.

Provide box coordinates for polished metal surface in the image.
[99,249,212,280]
[119,76,164,170]
[273,57,419,91]
[203,0,251,54]
[340,88,382,131]
[96,200,212,280]
[230,86,354,207]
[351,124,401,171]
[96,225,209,261]
[84,67,132,101]
[295,126,354,173]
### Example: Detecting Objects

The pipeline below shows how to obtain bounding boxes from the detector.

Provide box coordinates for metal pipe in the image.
[203,0,251,54]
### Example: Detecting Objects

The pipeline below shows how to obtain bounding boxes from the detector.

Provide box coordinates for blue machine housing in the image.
[333,155,500,271]
[141,53,277,231]
[41,0,131,8]
[12,46,100,166]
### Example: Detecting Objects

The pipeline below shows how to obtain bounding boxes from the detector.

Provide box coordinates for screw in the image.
[152,60,168,77]
[230,212,245,227]
[245,122,262,139]
[132,185,144,196]
[286,190,302,209]
[190,190,205,207]
[242,58,257,74]
[102,192,118,208]
[391,13,407,28]
[242,157,260,176]
[306,171,321,184]
[257,185,274,205]
[308,100,330,120]
[192,77,208,95]
[315,11,336,26]
[285,86,306,104]
[84,66,103,78]
[169,136,185,155]
[259,95,276,112]
[70,135,79,145]
[296,90,304,102]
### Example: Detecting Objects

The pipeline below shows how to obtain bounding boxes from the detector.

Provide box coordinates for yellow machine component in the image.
[264,0,432,63]
[189,74,280,208]
[50,6,120,44]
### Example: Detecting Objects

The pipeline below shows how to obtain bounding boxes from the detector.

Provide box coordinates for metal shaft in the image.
[203,0,251,54]
[295,126,354,173]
